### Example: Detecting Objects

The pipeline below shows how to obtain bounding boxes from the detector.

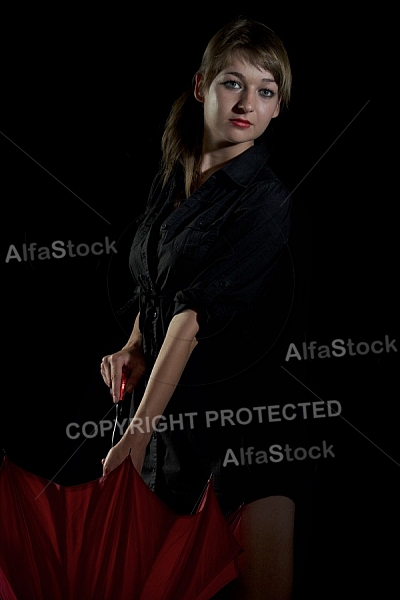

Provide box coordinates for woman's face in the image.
[195,55,280,153]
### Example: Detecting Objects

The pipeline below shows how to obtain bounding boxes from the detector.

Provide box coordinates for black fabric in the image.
[128,142,313,515]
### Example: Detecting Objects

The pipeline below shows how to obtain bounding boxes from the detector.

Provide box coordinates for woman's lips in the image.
[229,119,251,129]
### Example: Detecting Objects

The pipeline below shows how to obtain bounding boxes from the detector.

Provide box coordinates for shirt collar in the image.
[218,140,270,187]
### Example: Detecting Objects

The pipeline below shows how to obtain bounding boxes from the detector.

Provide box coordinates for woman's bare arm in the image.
[101,312,146,402]
[102,308,199,474]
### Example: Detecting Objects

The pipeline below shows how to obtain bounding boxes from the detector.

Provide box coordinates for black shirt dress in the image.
[128,141,309,516]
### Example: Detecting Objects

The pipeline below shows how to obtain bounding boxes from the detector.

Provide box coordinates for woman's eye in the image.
[223,80,241,89]
[260,89,275,98]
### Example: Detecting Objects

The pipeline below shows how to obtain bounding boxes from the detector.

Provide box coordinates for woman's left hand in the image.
[101,436,147,477]
[101,440,129,476]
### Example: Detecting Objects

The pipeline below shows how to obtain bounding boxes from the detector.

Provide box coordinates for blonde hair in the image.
[161,16,292,197]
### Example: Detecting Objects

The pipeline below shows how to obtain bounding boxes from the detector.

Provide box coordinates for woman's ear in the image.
[194,73,205,103]
[272,99,281,118]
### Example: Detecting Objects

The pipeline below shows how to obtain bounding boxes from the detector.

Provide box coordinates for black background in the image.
[1,5,398,599]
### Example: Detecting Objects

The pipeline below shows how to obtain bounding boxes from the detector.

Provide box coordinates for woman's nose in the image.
[237,91,255,113]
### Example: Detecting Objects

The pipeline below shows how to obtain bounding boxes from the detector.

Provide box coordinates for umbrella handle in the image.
[111,368,129,448]
[119,367,128,401]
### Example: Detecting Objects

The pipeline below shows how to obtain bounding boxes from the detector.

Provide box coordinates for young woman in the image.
[101,16,303,600]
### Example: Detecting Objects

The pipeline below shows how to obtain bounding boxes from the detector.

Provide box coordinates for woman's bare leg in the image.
[228,495,295,600]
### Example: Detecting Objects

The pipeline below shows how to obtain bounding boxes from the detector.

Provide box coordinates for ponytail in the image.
[161,88,204,197]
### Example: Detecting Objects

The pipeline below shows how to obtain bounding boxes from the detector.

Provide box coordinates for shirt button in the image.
[160,224,167,230]
[153,310,158,318]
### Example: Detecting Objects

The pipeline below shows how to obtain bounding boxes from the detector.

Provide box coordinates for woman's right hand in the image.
[100,347,146,403]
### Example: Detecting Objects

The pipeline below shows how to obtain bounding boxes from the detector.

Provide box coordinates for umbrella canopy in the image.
[0,566,18,600]
[0,454,243,600]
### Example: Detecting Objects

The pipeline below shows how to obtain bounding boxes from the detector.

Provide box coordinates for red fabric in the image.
[0,455,243,600]
[0,566,18,600]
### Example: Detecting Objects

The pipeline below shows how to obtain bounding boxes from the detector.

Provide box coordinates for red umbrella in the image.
[0,454,243,600]
[0,566,18,600]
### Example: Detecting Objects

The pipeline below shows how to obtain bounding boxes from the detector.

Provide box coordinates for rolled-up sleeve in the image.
[172,179,291,337]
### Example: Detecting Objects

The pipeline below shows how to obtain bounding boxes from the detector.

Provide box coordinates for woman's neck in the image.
[200,141,253,181]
